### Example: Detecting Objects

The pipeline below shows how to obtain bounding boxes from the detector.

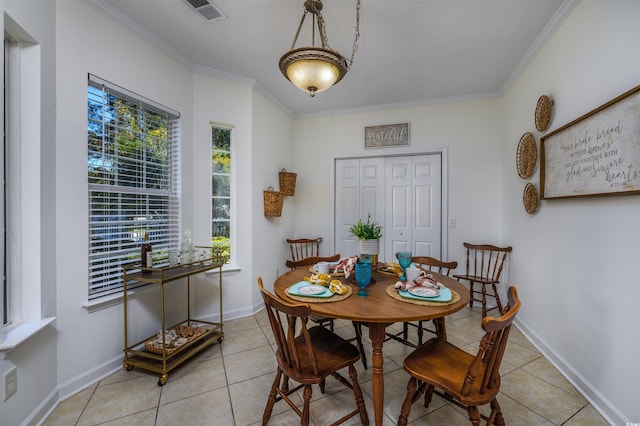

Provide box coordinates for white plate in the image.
[408,286,440,298]
[297,285,326,295]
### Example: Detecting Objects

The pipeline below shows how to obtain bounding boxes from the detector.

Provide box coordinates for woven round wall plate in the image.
[523,183,538,214]
[516,132,537,179]
[535,95,553,132]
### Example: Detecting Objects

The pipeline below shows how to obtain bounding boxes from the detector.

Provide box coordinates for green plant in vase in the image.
[349,214,383,263]
[349,214,383,240]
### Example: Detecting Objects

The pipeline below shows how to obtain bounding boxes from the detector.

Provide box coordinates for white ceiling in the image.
[91,0,572,117]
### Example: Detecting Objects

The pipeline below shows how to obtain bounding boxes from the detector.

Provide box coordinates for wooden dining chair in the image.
[286,237,323,262]
[284,253,341,271]
[284,254,368,369]
[257,277,369,426]
[284,253,341,332]
[385,256,458,347]
[397,286,521,426]
[453,243,512,317]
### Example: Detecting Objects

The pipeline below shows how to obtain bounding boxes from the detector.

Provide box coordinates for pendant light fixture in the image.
[279,0,361,97]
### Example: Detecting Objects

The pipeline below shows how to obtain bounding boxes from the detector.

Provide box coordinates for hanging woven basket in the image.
[263,186,284,217]
[279,169,297,196]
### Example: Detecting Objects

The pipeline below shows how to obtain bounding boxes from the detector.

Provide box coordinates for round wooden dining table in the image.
[273,266,470,426]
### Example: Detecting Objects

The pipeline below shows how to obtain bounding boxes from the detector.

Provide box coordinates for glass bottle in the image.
[141,232,153,271]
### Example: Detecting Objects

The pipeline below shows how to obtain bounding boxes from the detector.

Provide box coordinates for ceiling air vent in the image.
[183,0,227,22]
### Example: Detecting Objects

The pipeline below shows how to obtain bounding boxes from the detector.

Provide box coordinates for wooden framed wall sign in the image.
[540,85,640,199]
[364,123,409,148]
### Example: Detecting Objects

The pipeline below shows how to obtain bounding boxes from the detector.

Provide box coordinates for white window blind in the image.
[87,74,181,299]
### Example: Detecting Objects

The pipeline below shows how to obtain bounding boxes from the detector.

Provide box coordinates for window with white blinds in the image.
[87,74,181,299]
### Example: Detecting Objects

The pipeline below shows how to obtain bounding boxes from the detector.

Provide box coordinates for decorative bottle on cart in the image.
[141,232,153,272]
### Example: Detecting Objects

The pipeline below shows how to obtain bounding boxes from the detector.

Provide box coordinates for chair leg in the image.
[302,385,312,426]
[423,384,434,408]
[417,321,424,346]
[489,398,505,426]
[398,377,418,426]
[468,281,475,308]
[348,364,369,425]
[491,283,503,314]
[467,405,481,426]
[263,369,282,425]
[352,322,368,369]
[481,284,488,317]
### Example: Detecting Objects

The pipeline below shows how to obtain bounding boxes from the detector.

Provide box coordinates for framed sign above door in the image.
[364,123,409,148]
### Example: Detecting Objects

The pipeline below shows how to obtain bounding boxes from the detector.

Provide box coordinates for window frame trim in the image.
[2,22,47,346]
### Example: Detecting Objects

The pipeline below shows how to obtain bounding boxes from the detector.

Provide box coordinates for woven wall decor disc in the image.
[523,183,538,214]
[535,95,553,132]
[516,132,537,179]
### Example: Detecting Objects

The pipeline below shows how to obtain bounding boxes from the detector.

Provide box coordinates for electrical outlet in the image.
[275,267,280,278]
[4,366,17,401]
[448,218,457,228]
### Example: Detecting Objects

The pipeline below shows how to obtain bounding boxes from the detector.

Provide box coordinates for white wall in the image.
[291,99,503,267]
[54,0,196,399]
[251,90,296,295]
[190,72,255,321]
[500,1,640,423]
[188,72,296,319]
[1,1,58,424]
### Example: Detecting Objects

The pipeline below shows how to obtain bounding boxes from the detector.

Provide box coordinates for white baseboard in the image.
[24,387,57,426]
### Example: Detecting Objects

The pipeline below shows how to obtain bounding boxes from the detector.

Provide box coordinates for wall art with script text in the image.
[364,123,409,148]
[540,85,640,199]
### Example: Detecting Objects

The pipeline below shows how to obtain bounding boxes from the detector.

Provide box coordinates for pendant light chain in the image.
[315,0,361,69]
[314,6,330,48]
[349,0,361,68]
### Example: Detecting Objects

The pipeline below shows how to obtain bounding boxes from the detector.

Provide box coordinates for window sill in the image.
[0,317,56,355]
[83,264,240,313]
[82,285,155,314]
[205,264,240,277]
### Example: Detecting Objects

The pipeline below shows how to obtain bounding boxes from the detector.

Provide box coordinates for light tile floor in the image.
[43,306,609,425]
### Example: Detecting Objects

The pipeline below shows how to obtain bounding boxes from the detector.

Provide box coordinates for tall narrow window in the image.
[88,74,181,299]
[211,126,231,263]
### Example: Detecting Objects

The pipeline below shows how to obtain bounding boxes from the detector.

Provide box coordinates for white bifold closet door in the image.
[334,154,442,263]
[334,157,386,260]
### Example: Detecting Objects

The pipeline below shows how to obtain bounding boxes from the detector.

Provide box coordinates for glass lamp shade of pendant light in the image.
[280,0,360,97]
[279,47,348,97]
